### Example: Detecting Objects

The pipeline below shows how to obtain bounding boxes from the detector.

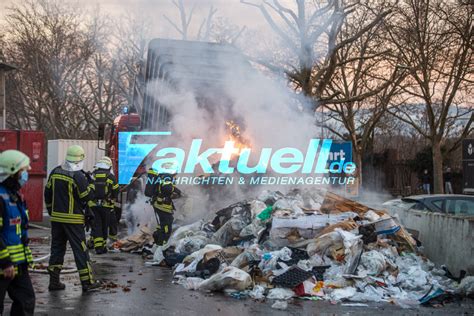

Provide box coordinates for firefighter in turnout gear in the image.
[44,145,101,292]
[90,157,118,254]
[0,150,35,315]
[147,163,181,246]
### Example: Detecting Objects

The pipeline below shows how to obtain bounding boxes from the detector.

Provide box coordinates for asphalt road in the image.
[3,226,472,316]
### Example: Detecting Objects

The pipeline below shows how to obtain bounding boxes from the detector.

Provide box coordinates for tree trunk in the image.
[432,140,444,194]
[354,149,363,188]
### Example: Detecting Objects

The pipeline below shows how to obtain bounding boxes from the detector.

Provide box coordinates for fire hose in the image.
[29,254,78,274]
[29,253,77,274]
[26,227,79,274]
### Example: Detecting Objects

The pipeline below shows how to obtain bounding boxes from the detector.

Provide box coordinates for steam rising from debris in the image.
[135,44,319,225]
[126,194,155,234]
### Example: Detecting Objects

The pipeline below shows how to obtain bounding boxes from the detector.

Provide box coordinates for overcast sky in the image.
[0,0,280,36]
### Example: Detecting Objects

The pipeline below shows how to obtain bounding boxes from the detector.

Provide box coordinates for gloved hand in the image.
[3,265,16,280]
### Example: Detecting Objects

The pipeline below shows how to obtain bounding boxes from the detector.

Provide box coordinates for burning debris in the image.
[225,120,251,152]
[132,188,470,308]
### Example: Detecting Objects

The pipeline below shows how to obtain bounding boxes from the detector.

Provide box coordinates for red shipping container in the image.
[20,176,44,222]
[19,131,46,176]
[0,130,18,151]
[0,130,46,222]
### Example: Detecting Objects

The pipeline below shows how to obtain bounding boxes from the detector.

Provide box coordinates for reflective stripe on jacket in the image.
[0,185,33,267]
[44,166,94,224]
[152,176,175,213]
[89,169,119,209]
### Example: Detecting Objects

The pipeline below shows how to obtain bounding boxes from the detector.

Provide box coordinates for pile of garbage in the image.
[148,188,472,309]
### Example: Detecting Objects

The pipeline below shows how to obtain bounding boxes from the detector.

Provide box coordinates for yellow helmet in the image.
[0,150,30,182]
[66,145,85,163]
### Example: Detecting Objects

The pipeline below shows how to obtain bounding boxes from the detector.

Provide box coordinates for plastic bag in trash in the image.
[395,254,430,291]
[184,244,222,263]
[258,247,292,271]
[248,285,266,300]
[180,277,204,290]
[211,202,251,231]
[231,244,262,269]
[309,254,330,267]
[358,250,387,276]
[364,210,381,222]
[257,190,284,205]
[457,276,474,297]
[212,216,248,246]
[175,235,210,254]
[239,220,266,238]
[250,200,267,218]
[257,205,274,221]
[267,288,295,300]
[165,220,204,249]
[153,246,164,263]
[307,231,343,257]
[198,266,252,292]
[273,198,304,216]
[397,265,429,291]
[271,300,288,310]
[328,287,357,301]
[349,285,385,302]
[297,260,313,272]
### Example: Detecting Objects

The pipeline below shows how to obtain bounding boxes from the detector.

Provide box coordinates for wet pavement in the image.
[3,226,472,315]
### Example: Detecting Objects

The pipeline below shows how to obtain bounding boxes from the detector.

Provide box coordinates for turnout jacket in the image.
[152,174,181,213]
[44,166,94,224]
[0,184,33,272]
[90,169,119,209]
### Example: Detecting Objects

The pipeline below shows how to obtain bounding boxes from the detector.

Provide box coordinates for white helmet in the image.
[95,156,113,170]
[157,161,179,175]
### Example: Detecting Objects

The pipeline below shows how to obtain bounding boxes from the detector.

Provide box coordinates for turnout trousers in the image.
[91,206,109,251]
[48,222,94,285]
[152,208,174,246]
[0,264,35,316]
[108,208,118,242]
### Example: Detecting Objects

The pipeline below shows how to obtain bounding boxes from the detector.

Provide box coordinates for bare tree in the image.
[163,0,196,40]
[386,0,474,193]
[164,0,246,43]
[3,0,136,139]
[321,4,408,186]
[242,0,394,109]
[164,0,214,41]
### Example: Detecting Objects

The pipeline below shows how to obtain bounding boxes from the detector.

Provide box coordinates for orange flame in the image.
[225,120,251,154]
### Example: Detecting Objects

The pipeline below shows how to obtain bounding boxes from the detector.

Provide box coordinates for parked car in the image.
[383,194,474,216]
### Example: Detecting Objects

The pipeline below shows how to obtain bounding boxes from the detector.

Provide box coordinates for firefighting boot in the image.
[82,280,101,292]
[48,268,66,291]
[95,246,108,255]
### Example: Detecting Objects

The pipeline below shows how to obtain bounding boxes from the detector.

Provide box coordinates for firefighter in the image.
[150,163,182,246]
[0,150,35,315]
[44,145,100,292]
[90,157,118,254]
